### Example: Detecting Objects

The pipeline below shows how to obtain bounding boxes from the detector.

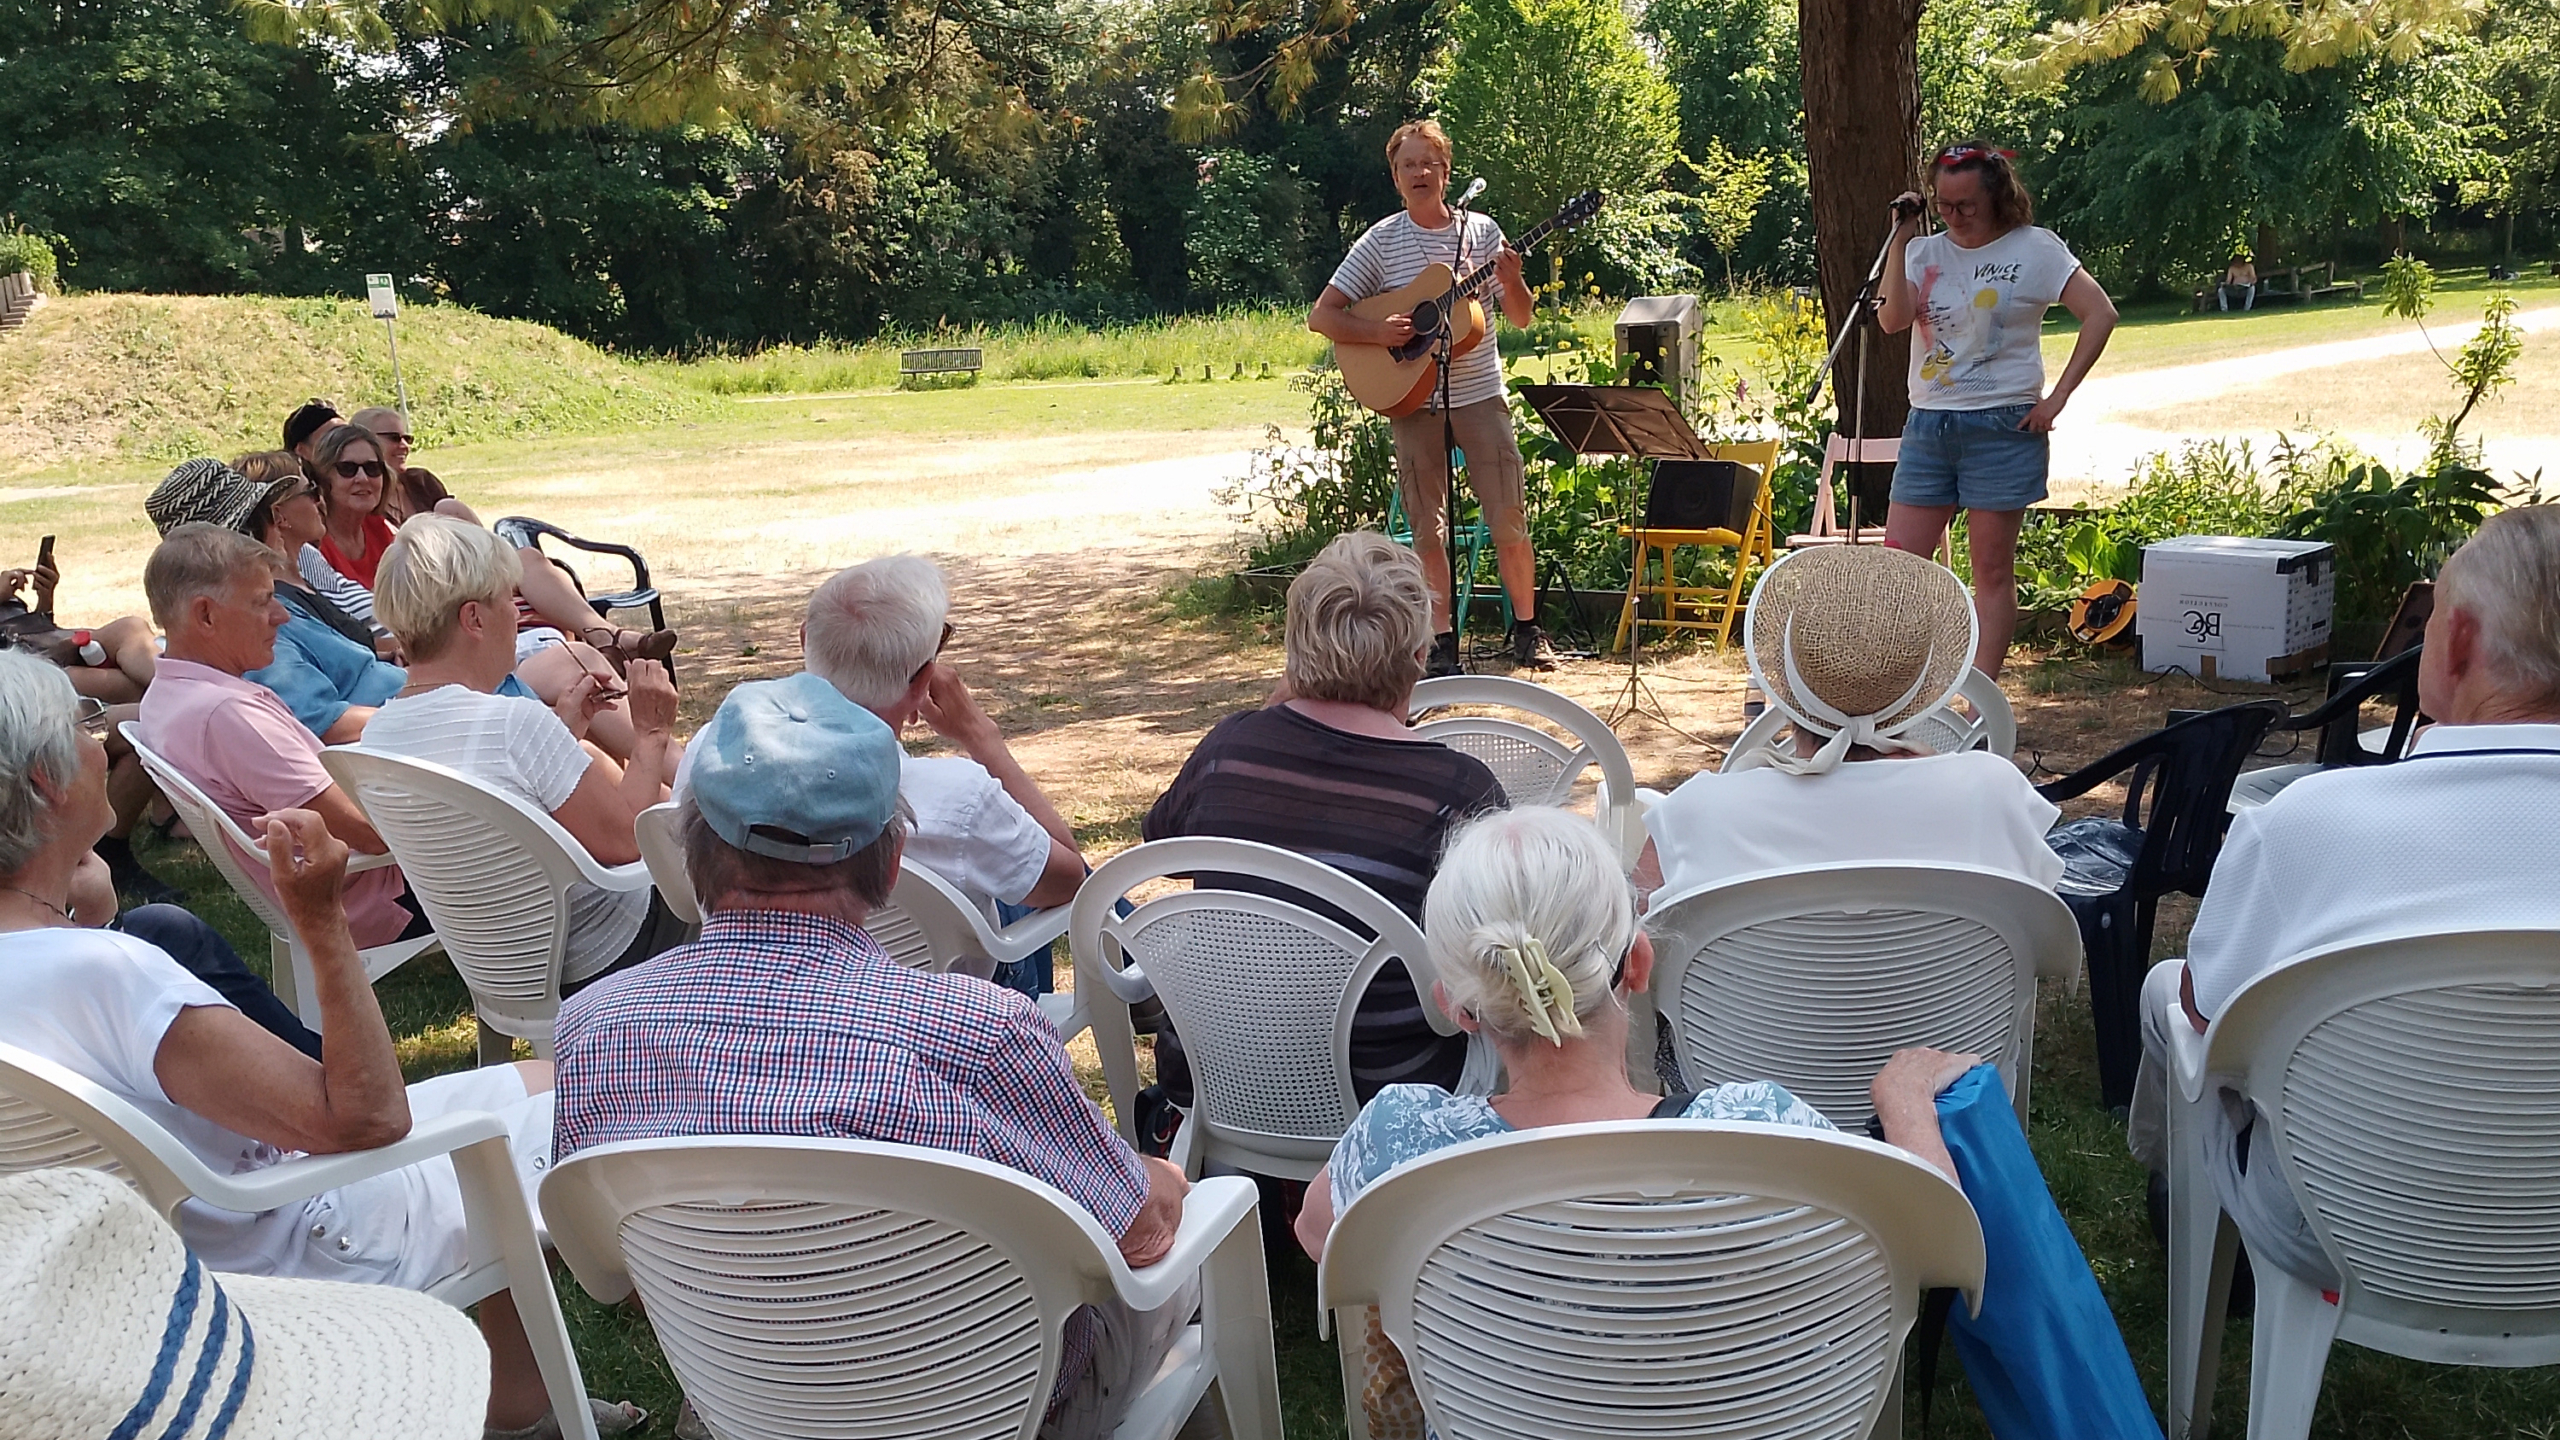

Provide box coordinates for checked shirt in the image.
[553,907,1151,1402]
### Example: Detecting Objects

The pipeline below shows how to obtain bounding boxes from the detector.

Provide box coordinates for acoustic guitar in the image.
[1335,189,1604,417]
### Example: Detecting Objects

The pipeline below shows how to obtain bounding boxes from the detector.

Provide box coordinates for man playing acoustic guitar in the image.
[1310,119,1553,673]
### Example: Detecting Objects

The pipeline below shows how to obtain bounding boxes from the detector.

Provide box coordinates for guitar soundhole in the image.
[1392,298,1445,361]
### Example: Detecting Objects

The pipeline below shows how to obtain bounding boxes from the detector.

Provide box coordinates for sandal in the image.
[484,1398,648,1440]
[580,625,678,678]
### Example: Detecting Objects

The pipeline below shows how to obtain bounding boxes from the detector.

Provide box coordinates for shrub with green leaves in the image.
[0,232,57,292]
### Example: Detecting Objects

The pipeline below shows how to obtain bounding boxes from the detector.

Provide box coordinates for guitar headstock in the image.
[1555,190,1604,230]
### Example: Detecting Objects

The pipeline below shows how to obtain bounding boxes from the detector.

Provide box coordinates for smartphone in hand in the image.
[35,536,53,570]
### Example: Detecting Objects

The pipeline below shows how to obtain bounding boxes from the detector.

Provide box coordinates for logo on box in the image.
[2183,608,2221,642]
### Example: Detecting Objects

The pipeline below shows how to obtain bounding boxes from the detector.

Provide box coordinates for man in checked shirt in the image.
[553,673,1193,1440]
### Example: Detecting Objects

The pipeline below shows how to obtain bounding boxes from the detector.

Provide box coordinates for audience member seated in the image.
[0,552,158,706]
[675,555,1086,985]
[135,524,428,951]
[0,650,636,1438]
[363,516,687,989]
[281,397,340,468]
[310,423,401,593]
[236,450,393,656]
[151,459,404,744]
[554,675,1194,1440]
[1145,530,1506,1099]
[1292,805,1983,1437]
[1639,544,2062,904]
[2130,504,2560,1288]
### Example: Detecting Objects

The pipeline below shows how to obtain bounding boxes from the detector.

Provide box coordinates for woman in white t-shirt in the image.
[365,515,687,990]
[0,650,641,1437]
[1878,142,2118,679]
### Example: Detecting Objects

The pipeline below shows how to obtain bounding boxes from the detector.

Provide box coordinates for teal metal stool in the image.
[1386,448,1514,645]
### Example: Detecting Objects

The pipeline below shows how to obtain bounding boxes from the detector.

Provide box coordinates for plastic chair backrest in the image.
[1718,668,2016,772]
[1070,837,1453,1178]
[1319,1120,1985,1440]
[1646,863,2081,1126]
[1407,675,1642,858]
[2205,930,2560,1360]
[634,801,695,924]
[119,723,297,941]
[321,745,600,1039]
[2296,644,2425,769]
[2036,699,2286,903]
[541,1135,1139,1440]
[491,516,656,607]
[0,1041,219,1220]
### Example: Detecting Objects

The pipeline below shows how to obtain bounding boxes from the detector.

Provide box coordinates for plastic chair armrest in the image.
[1090,957,1158,1005]
[1105,1174,1260,1313]
[984,904,1072,966]
[2169,981,2213,1104]
[2034,755,2130,804]
[186,1110,514,1213]
[345,849,401,875]
[568,856,657,894]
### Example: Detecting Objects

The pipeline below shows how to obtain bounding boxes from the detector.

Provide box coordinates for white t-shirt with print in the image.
[1328,210,1513,410]
[1904,225,2081,411]
[362,684,648,982]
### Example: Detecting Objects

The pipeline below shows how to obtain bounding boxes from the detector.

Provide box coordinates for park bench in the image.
[0,271,41,334]
[898,346,983,384]
[2191,261,2362,312]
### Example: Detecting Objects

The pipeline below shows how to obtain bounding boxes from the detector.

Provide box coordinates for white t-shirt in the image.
[1328,210,1513,410]
[362,684,648,982]
[1904,225,2081,411]
[1646,749,2064,905]
[0,926,552,1287]
[2186,724,2560,1018]
[675,732,1052,913]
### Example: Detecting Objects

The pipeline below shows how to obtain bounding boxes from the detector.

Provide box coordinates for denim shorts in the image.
[1892,402,2049,511]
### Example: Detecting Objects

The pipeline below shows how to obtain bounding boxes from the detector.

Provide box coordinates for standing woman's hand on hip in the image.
[2021,393,2068,432]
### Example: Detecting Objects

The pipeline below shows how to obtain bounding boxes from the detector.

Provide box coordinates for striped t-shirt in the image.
[1144,704,1508,1096]
[1328,210,1513,410]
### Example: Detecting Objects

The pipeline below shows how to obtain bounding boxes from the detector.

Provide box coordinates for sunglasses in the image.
[1935,143,2018,168]
[74,696,110,739]
[909,622,956,683]
[375,431,413,444]
[333,459,388,479]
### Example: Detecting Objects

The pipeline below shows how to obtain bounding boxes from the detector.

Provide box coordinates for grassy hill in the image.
[0,293,716,479]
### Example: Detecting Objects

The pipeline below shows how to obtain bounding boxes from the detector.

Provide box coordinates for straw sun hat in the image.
[1739,543,1978,775]
[0,1168,489,1440]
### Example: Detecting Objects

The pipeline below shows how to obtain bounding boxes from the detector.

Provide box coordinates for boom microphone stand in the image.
[1804,198,1923,540]
[1435,187,1475,669]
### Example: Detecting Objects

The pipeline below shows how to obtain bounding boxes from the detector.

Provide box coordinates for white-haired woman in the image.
[1146,530,1507,1102]
[364,515,689,989]
[0,649,642,1438]
[1295,805,1976,1437]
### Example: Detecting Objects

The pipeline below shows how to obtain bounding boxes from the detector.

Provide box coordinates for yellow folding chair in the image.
[1613,439,1783,653]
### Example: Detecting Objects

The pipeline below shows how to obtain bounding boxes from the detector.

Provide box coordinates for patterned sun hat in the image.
[0,1168,489,1440]
[1740,543,1978,774]
[145,459,262,537]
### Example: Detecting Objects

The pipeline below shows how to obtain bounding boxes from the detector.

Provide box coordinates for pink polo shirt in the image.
[136,658,414,948]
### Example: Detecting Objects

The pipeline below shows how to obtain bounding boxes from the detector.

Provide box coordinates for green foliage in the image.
[2423,289,2524,471]
[1435,0,1685,289]
[0,231,54,291]
[677,308,1329,393]
[2379,253,2439,319]
[1221,369,1398,574]
[2013,439,2290,610]
[2011,0,2488,96]
[1691,289,1828,536]
[1187,153,1310,307]
[2278,458,2508,631]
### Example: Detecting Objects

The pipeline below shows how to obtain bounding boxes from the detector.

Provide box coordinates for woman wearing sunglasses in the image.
[1878,141,2117,680]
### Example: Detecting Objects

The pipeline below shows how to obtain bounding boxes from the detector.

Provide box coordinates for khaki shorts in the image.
[1390,397,1528,548]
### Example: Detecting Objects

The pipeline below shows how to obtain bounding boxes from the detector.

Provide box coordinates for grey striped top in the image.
[1328,210,1513,410]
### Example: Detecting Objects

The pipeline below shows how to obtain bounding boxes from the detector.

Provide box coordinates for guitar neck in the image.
[1453,213,1565,300]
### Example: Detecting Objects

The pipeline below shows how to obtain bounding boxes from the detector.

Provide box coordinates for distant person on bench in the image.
[2218,252,2258,312]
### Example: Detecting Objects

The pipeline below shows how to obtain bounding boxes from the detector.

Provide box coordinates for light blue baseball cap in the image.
[691,672,901,863]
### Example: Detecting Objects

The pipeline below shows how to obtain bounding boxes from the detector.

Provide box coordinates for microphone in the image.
[1455,177,1487,209]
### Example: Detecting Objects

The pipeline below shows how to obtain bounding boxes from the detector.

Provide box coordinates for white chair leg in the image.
[1199,1192,1281,1440]
[272,934,318,1029]
[1087,988,1145,1143]
[2243,1261,2343,1440]
[451,1136,598,1440]
[2168,1100,2240,1440]
[1335,1320,1373,1440]
[1866,1360,1903,1440]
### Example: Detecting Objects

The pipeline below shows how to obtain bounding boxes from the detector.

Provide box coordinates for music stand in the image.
[1517,383,1712,741]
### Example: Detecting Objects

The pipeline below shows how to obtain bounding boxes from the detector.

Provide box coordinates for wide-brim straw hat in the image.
[0,1168,488,1440]
[146,459,262,537]
[1742,543,1977,772]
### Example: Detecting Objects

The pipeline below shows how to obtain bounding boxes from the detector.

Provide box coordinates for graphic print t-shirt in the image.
[1904,225,2080,411]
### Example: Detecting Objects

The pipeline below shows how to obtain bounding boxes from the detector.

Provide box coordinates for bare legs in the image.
[61,616,158,705]
[1884,503,2024,679]
[514,642,638,762]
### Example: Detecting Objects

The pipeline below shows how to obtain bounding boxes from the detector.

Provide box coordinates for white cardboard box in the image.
[2137,535,2336,683]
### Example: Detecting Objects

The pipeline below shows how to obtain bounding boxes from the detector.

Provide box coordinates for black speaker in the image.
[1644,459,1754,533]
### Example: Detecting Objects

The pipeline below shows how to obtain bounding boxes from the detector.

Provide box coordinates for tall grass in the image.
[672,308,1335,394]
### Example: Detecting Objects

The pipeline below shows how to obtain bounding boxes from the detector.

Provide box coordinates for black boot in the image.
[1426,630,1461,678]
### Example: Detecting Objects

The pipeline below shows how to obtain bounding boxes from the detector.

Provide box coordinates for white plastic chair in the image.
[631,802,1112,1093]
[121,723,441,1029]
[0,1040,600,1440]
[322,746,654,1060]
[1069,836,1469,1174]
[1408,674,1647,866]
[1645,862,2081,1128]
[2166,930,2560,1440]
[541,1135,1283,1440]
[1719,667,2017,772]
[1318,1120,1985,1440]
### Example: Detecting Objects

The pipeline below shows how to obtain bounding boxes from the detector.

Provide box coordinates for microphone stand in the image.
[1436,188,1473,668]
[1804,206,1917,541]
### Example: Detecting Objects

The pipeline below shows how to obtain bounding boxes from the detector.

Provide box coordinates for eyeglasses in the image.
[910,622,956,683]
[74,696,110,739]
[375,431,412,445]
[1934,143,2017,168]
[333,460,387,479]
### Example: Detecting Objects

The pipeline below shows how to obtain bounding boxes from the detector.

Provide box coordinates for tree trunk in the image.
[1800,0,1921,451]
[2255,222,2280,267]
[2379,216,2406,256]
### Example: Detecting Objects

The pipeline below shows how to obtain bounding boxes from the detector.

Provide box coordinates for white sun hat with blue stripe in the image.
[0,1168,489,1440]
